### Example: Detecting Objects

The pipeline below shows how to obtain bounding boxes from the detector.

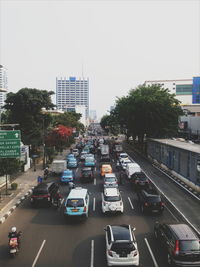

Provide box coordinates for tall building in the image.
[56,76,89,125]
[89,110,97,122]
[145,77,200,105]
[0,65,8,110]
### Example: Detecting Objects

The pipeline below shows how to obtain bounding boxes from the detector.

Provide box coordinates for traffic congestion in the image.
[1,135,200,267]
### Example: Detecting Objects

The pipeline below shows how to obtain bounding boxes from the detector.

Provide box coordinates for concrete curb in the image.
[0,188,34,224]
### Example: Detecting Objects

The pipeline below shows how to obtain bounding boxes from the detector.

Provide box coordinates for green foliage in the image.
[3,88,55,146]
[0,158,21,176]
[52,112,85,132]
[11,183,18,190]
[105,84,183,143]
[100,113,120,135]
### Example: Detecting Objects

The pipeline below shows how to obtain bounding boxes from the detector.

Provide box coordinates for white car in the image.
[104,173,118,188]
[119,153,129,163]
[105,224,139,266]
[121,158,132,170]
[72,148,79,157]
[102,187,123,214]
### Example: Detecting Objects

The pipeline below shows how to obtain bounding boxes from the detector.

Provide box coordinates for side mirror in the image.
[132,227,136,231]
[103,228,107,231]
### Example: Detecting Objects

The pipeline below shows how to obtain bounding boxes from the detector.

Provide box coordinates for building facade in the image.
[56,77,89,125]
[145,77,200,105]
[0,65,8,110]
[89,110,97,122]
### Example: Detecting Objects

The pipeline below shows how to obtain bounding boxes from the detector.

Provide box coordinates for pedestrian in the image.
[37,175,43,184]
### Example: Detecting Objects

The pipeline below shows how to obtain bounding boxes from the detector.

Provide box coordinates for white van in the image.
[64,187,89,218]
[125,163,141,179]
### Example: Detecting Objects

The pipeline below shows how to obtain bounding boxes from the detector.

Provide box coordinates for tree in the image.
[0,158,21,194]
[109,84,183,143]
[3,88,55,147]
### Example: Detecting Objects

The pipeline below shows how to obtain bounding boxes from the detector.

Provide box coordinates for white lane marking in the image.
[128,154,200,235]
[75,168,78,173]
[144,238,159,267]
[90,240,94,267]
[93,198,96,211]
[128,197,134,209]
[60,198,64,205]
[32,240,46,267]
[94,178,96,185]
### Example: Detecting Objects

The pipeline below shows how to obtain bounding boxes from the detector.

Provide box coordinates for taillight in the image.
[108,250,113,257]
[160,202,164,206]
[173,240,180,255]
[83,206,86,212]
[144,202,149,207]
[120,201,122,206]
[133,250,138,256]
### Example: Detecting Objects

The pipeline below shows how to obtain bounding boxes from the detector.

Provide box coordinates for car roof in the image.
[67,187,88,198]
[119,153,128,156]
[82,167,92,171]
[105,173,116,178]
[168,223,198,240]
[102,164,112,168]
[104,187,119,196]
[110,225,131,241]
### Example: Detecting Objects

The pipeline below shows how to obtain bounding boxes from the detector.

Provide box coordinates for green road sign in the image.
[0,130,21,158]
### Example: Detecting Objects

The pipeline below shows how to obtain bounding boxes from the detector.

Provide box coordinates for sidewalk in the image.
[0,148,69,224]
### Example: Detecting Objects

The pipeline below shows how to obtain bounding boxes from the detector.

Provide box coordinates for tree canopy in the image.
[100,84,183,142]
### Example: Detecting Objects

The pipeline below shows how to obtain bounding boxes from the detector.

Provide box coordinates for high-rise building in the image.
[56,76,89,125]
[0,65,8,110]
[145,77,200,105]
[89,110,97,121]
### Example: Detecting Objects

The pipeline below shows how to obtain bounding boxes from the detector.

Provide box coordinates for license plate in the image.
[10,249,16,253]
[72,209,78,212]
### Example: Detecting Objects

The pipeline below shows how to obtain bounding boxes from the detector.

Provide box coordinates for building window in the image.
[176,84,192,95]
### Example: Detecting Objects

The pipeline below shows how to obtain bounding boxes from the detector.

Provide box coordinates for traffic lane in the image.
[124,145,200,233]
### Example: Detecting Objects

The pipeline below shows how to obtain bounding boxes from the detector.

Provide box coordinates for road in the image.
[0,147,199,267]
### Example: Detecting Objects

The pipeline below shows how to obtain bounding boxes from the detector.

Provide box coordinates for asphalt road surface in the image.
[0,148,199,267]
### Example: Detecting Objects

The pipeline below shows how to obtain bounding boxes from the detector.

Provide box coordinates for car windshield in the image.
[104,195,121,201]
[111,242,135,253]
[180,240,200,251]
[66,199,84,207]
[82,171,92,176]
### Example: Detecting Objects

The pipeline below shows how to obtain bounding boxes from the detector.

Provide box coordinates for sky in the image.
[0,0,200,120]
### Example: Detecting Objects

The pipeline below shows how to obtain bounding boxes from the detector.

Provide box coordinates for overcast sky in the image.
[0,0,199,119]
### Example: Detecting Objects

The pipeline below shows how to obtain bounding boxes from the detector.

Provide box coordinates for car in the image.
[102,187,123,214]
[104,224,139,266]
[30,182,60,206]
[66,153,75,160]
[100,155,111,163]
[84,156,96,167]
[60,169,74,183]
[121,158,132,170]
[67,157,78,168]
[154,222,200,266]
[103,173,118,188]
[100,164,112,177]
[72,148,79,157]
[131,171,150,190]
[81,167,94,182]
[80,151,88,161]
[137,186,164,214]
[63,187,89,218]
[119,153,129,162]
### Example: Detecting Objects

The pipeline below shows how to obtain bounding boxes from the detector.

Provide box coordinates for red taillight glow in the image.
[144,202,149,207]
[160,202,164,206]
[173,240,180,255]
[83,206,86,212]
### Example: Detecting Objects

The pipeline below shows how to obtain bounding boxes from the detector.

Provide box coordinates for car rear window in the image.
[33,189,48,195]
[82,171,92,176]
[104,195,121,202]
[148,196,161,203]
[180,240,200,251]
[105,178,116,183]
[111,242,135,253]
[66,199,84,207]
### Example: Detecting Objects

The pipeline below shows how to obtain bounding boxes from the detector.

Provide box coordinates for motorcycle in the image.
[9,231,22,257]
